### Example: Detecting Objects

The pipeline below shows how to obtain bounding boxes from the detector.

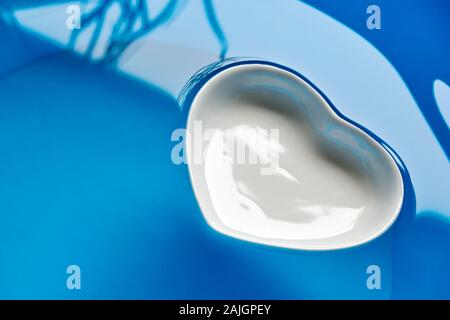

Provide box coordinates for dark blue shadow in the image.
[392,212,450,299]
[301,0,450,159]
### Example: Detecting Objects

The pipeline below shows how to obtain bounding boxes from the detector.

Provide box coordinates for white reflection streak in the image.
[204,125,365,240]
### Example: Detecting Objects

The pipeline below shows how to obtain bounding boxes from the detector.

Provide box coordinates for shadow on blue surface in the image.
[392,212,450,299]
[301,0,450,159]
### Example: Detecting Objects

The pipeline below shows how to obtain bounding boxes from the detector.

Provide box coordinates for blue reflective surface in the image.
[0,0,448,299]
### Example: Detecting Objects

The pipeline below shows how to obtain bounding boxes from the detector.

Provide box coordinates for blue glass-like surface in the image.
[0,0,448,299]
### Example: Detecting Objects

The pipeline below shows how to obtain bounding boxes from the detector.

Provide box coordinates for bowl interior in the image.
[186,63,404,250]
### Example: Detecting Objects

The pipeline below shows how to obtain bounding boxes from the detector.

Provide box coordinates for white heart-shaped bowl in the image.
[184,61,404,250]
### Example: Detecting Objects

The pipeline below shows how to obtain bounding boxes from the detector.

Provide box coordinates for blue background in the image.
[0,0,448,299]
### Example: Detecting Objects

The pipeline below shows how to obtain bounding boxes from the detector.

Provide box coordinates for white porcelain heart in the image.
[186,62,404,250]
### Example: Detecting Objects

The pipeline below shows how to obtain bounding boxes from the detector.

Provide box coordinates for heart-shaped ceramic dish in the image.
[184,61,404,250]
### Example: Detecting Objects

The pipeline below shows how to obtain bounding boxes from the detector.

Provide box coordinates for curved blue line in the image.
[203,0,228,60]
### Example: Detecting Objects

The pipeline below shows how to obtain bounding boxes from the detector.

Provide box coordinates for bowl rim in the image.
[184,60,405,251]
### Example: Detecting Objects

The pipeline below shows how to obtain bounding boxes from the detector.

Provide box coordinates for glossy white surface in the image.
[186,64,404,250]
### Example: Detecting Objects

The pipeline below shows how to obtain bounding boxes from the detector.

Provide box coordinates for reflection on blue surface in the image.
[202,0,228,59]
[67,0,228,65]
[0,0,448,299]
[70,0,180,65]
[433,79,450,127]
[302,0,450,159]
